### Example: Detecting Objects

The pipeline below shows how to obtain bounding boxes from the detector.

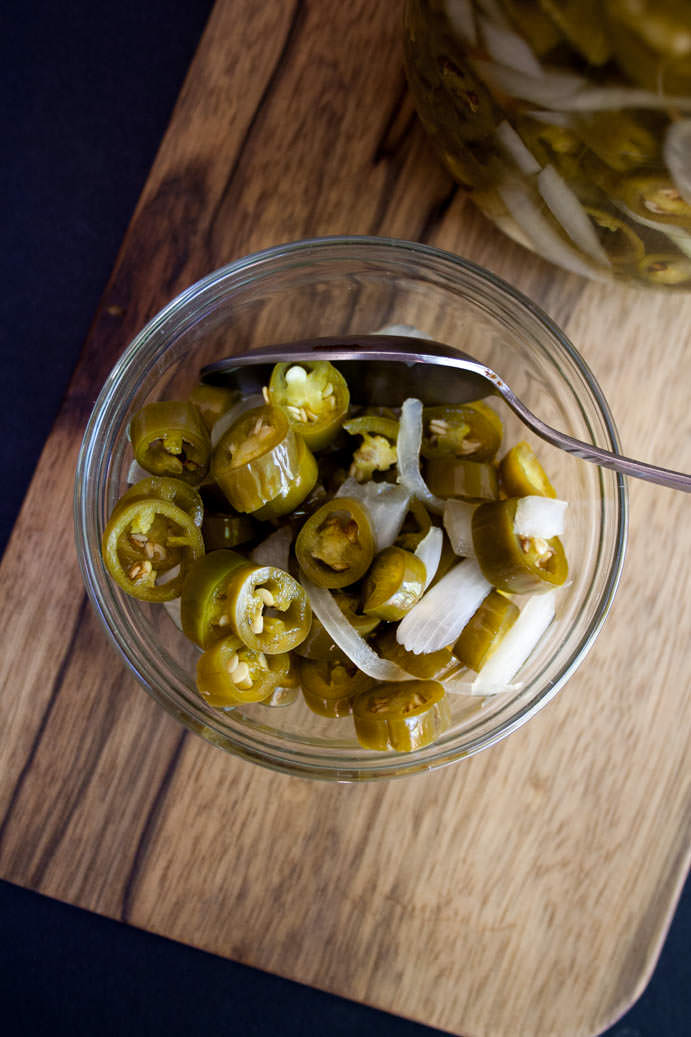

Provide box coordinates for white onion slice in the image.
[374,323,424,337]
[537,166,611,267]
[162,598,183,631]
[475,0,510,28]
[497,177,606,280]
[210,392,264,448]
[523,109,572,127]
[495,121,541,176]
[480,17,543,78]
[250,526,293,570]
[513,496,567,538]
[664,119,691,206]
[158,565,183,629]
[443,500,477,557]
[614,200,691,256]
[396,559,491,654]
[471,591,556,695]
[473,60,585,106]
[336,477,410,553]
[473,59,691,112]
[127,459,151,485]
[414,527,443,590]
[300,573,411,682]
[397,398,445,514]
[446,0,477,45]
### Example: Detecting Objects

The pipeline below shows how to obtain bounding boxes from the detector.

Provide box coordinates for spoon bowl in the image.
[202,334,691,493]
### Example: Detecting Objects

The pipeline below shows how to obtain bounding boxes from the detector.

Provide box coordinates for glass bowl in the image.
[403,0,691,287]
[74,236,627,781]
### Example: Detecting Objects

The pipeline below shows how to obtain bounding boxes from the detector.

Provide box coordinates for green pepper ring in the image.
[102,498,205,602]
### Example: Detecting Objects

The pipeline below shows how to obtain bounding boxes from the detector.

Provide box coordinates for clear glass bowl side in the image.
[75,237,627,780]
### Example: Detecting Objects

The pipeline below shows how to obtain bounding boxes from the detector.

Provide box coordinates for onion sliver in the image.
[396,559,491,654]
[497,178,606,280]
[210,392,264,448]
[300,572,411,682]
[495,121,541,176]
[397,398,445,514]
[446,0,477,45]
[615,200,691,255]
[443,500,477,557]
[473,59,691,112]
[250,526,293,570]
[127,459,151,485]
[471,591,556,695]
[374,323,424,337]
[664,119,691,207]
[513,496,567,539]
[538,166,610,267]
[473,60,585,106]
[414,527,443,590]
[480,18,543,78]
[336,477,410,553]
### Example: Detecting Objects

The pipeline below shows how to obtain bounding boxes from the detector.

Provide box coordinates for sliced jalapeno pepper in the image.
[362,546,427,621]
[252,435,318,520]
[188,383,240,432]
[500,441,556,498]
[637,253,691,286]
[540,0,612,64]
[453,590,520,672]
[334,590,381,636]
[472,498,568,593]
[130,401,210,485]
[300,653,374,718]
[425,457,499,501]
[202,512,257,552]
[396,498,432,551]
[260,654,300,707]
[222,562,311,653]
[293,616,338,660]
[577,112,658,174]
[343,415,399,482]
[102,498,205,602]
[182,551,311,652]
[181,550,250,648]
[268,361,349,451]
[113,476,204,527]
[617,175,691,228]
[421,402,502,461]
[212,404,303,514]
[196,633,291,706]
[376,627,453,680]
[296,498,375,589]
[584,207,645,266]
[352,680,450,752]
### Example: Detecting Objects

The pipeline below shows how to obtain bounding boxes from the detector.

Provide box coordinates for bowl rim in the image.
[74,234,628,780]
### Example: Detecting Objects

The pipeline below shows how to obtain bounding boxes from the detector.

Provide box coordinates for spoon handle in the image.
[501,386,691,493]
[201,335,691,493]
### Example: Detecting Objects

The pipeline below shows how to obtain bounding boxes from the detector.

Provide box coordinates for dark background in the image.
[1,3,688,1034]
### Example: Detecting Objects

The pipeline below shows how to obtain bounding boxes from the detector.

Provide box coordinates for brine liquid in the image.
[404,0,691,287]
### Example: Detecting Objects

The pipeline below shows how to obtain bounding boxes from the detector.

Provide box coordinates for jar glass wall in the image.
[404,0,691,287]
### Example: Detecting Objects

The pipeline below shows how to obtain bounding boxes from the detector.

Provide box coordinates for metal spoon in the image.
[201,334,691,492]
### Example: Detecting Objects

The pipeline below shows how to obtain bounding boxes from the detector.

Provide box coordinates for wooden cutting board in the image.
[1,2,689,1034]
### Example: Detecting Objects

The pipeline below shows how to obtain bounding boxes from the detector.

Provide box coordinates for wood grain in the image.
[1,1,689,1035]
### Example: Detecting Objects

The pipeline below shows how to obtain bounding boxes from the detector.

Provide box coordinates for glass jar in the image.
[404,0,691,287]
